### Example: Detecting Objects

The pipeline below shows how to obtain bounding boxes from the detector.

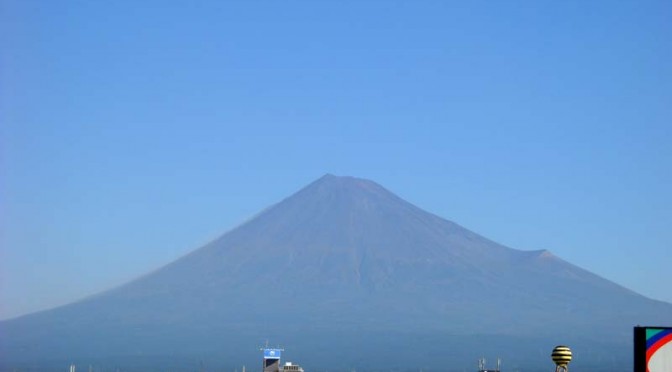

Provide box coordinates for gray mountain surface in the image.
[1,175,670,371]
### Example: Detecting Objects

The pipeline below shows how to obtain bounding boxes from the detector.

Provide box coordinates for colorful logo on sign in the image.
[646,328,672,372]
[263,349,282,359]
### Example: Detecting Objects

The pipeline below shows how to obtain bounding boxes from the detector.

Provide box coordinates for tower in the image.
[551,345,572,372]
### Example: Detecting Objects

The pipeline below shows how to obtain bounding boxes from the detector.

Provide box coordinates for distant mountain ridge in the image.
[1,174,670,371]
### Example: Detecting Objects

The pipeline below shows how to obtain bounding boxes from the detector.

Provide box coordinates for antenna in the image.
[259,344,285,353]
[477,357,501,372]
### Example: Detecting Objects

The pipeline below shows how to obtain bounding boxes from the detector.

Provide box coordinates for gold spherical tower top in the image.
[551,345,572,367]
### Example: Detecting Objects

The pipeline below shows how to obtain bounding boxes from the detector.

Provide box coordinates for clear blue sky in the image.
[1,0,670,320]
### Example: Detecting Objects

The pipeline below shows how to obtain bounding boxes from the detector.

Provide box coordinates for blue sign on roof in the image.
[263,349,282,359]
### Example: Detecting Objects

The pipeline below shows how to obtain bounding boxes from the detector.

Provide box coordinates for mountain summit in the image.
[1,175,670,371]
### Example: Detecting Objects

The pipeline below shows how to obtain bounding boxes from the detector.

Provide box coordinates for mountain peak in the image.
[299,174,396,201]
[313,173,381,187]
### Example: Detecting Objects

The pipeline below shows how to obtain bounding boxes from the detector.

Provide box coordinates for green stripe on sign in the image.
[646,328,664,340]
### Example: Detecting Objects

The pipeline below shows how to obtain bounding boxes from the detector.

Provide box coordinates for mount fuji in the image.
[1,175,669,371]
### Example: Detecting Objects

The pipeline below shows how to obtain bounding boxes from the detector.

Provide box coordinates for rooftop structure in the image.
[262,348,283,372]
[281,362,304,372]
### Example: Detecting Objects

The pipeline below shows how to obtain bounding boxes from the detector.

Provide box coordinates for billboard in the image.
[263,348,282,359]
[634,326,672,372]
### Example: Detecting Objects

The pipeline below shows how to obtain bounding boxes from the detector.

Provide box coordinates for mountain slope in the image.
[1,174,670,371]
